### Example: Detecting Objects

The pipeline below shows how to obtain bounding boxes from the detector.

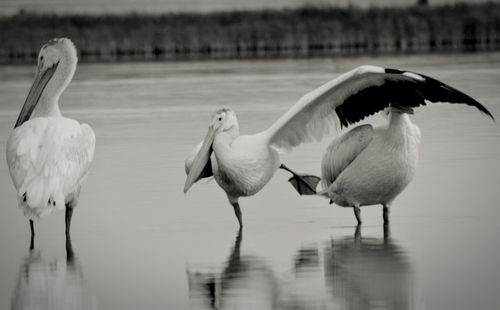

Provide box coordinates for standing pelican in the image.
[185,66,492,228]
[6,38,96,238]
[183,106,318,229]
[286,67,493,225]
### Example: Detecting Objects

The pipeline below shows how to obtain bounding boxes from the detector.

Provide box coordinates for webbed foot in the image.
[280,164,320,195]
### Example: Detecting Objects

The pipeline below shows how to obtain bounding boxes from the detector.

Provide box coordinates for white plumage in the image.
[318,109,421,224]
[7,118,95,219]
[6,38,95,235]
[263,66,386,151]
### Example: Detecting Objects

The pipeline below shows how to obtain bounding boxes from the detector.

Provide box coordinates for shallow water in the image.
[0,54,499,310]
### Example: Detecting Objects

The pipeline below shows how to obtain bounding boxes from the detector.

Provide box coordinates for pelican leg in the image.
[383,222,391,243]
[66,233,74,263]
[231,202,243,229]
[65,193,79,236]
[65,205,74,236]
[353,205,362,225]
[280,164,320,195]
[383,204,390,225]
[29,220,35,250]
[29,220,34,236]
[354,224,361,243]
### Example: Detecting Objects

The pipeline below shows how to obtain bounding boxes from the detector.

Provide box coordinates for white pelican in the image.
[184,66,492,228]
[285,67,493,225]
[6,38,96,237]
[183,106,318,228]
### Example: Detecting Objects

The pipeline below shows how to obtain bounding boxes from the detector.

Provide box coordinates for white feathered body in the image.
[211,132,280,202]
[322,113,421,207]
[6,117,96,219]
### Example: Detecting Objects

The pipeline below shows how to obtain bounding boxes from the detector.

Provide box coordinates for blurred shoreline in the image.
[1,2,500,64]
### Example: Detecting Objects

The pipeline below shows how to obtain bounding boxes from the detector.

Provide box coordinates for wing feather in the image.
[6,117,96,218]
[321,124,373,189]
[265,65,492,151]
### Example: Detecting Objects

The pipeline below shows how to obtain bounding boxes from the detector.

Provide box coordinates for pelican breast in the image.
[212,134,280,199]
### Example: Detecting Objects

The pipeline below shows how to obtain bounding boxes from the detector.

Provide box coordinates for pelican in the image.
[184,66,492,228]
[183,106,319,229]
[285,67,493,225]
[6,38,96,237]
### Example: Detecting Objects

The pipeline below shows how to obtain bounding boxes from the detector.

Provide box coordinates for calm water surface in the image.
[0,54,499,310]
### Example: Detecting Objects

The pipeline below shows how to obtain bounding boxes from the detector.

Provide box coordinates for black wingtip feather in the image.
[334,67,494,127]
[420,73,495,120]
[384,68,405,74]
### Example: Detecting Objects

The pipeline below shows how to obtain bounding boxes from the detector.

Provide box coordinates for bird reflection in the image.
[187,230,279,309]
[187,226,417,310]
[324,225,416,310]
[11,237,97,310]
[280,245,330,309]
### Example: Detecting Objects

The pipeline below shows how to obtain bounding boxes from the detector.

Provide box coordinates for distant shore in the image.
[1,2,500,64]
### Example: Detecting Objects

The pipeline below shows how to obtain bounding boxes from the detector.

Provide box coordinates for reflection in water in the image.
[11,238,97,310]
[280,244,330,309]
[324,226,417,310]
[187,230,279,309]
[187,226,418,310]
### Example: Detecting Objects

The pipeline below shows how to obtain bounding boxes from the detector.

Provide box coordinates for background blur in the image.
[2,0,500,63]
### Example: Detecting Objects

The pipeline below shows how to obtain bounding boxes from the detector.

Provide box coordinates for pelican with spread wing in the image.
[6,38,96,237]
[287,66,493,225]
[183,105,320,229]
[184,66,492,228]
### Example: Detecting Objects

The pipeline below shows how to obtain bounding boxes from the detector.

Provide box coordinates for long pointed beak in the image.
[14,62,59,128]
[183,126,216,193]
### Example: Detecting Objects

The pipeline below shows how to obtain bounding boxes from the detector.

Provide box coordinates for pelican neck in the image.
[389,112,412,129]
[32,57,76,118]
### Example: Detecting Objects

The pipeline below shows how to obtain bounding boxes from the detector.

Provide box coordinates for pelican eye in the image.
[40,55,44,61]
[218,116,222,121]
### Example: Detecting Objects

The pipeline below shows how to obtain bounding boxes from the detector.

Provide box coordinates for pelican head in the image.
[183,108,239,193]
[210,108,239,134]
[14,38,77,128]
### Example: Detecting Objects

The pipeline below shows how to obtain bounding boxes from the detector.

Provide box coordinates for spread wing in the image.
[6,117,96,217]
[321,124,374,189]
[264,65,492,151]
